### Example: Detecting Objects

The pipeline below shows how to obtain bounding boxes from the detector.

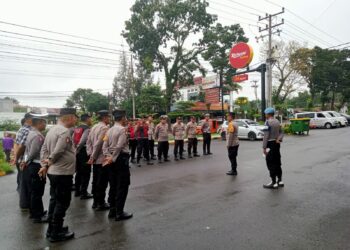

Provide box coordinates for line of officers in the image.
[14,108,214,243]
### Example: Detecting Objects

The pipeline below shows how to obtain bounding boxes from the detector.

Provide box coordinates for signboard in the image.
[229,42,254,69]
[233,74,249,83]
[205,88,220,103]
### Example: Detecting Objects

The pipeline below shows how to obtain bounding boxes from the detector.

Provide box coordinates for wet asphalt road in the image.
[1,128,350,250]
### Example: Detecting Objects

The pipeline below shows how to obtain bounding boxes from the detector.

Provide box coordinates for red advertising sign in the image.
[229,42,254,69]
[233,74,249,83]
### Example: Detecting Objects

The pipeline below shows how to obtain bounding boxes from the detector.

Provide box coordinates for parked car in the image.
[294,112,338,129]
[218,119,265,141]
[324,111,348,127]
[340,113,350,124]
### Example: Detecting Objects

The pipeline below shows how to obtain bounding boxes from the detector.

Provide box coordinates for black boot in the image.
[108,208,116,219]
[48,222,74,242]
[115,212,133,221]
[226,169,237,176]
[80,193,93,200]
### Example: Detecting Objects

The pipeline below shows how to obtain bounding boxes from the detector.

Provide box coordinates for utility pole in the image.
[130,55,136,119]
[251,80,259,104]
[257,8,284,108]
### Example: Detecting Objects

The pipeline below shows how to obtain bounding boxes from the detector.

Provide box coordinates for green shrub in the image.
[0,160,14,174]
[283,124,292,134]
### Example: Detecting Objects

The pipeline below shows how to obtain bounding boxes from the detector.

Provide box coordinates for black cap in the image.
[227,112,235,117]
[59,108,77,117]
[81,113,91,121]
[97,110,110,118]
[24,113,33,120]
[112,109,126,119]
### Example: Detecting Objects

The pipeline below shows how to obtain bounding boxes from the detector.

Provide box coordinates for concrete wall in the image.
[0,99,14,112]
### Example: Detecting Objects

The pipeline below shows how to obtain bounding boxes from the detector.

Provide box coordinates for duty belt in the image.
[32,159,41,164]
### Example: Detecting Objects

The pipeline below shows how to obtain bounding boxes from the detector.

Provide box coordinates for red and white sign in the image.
[229,42,254,69]
[232,74,249,83]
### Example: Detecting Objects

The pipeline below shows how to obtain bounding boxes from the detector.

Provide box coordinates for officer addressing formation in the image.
[11,106,284,243]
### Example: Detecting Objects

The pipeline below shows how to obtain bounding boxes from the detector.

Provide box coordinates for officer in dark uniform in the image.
[102,109,133,221]
[21,114,48,223]
[262,108,284,189]
[73,113,93,199]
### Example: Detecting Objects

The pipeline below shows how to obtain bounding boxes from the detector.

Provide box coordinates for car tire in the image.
[325,123,332,129]
[248,132,256,141]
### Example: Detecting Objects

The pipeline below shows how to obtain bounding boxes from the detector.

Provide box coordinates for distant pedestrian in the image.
[172,117,185,160]
[2,132,14,162]
[128,120,137,163]
[226,112,239,176]
[73,113,93,199]
[262,108,284,189]
[185,116,200,158]
[102,109,133,221]
[147,115,157,160]
[155,115,171,163]
[201,114,212,155]
[39,108,77,242]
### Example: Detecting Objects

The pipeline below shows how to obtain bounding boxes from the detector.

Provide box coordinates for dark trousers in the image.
[93,164,110,205]
[19,165,31,209]
[75,149,91,195]
[108,153,130,214]
[4,149,11,162]
[265,141,282,182]
[47,174,72,226]
[203,133,211,154]
[188,138,198,155]
[157,141,169,160]
[228,145,239,171]
[129,139,137,160]
[174,140,184,157]
[16,163,22,192]
[137,138,150,162]
[28,163,46,218]
[149,139,155,157]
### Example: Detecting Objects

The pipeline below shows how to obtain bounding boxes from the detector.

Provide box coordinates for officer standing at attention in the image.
[226,112,239,176]
[262,108,284,189]
[39,108,77,242]
[73,113,93,199]
[20,114,48,223]
[102,109,133,221]
[135,116,153,167]
[155,115,171,163]
[172,117,186,161]
[185,116,200,158]
[87,110,111,210]
[14,113,32,197]
[201,113,212,155]
[147,115,157,160]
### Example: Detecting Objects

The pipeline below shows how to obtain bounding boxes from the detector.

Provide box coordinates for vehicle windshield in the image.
[323,113,332,118]
[245,120,259,126]
[327,112,335,117]
[332,112,341,117]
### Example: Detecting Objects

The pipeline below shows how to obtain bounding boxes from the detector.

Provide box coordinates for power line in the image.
[208,6,259,23]
[0,20,127,48]
[314,0,337,23]
[208,0,260,16]
[0,71,113,80]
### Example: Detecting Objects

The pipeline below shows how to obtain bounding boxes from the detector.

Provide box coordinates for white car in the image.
[295,112,339,129]
[324,111,348,127]
[218,119,265,141]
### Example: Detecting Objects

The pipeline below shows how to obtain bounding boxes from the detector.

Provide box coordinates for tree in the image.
[65,88,109,113]
[112,51,131,107]
[123,0,216,111]
[261,40,306,104]
[4,97,19,105]
[201,23,247,95]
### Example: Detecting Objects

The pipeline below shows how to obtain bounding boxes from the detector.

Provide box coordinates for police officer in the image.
[185,116,200,158]
[135,116,153,167]
[172,117,185,160]
[39,108,77,242]
[201,113,212,155]
[102,109,133,221]
[20,114,48,223]
[155,115,171,163]
[262,108,284,189]
[87,110,111,210]
[147,115,157,160]
[226,112,239,176]
[73,113,93,199]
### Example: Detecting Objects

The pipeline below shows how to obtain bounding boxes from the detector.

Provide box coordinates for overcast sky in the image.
[0,0,348,108]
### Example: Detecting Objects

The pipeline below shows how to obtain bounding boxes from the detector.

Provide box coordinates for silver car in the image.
[218,119,265,141]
